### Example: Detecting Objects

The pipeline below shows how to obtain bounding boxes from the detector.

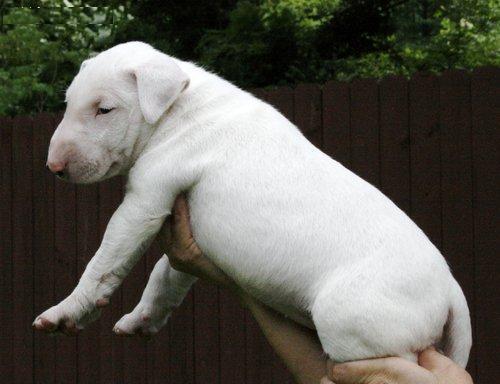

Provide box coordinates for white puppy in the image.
[33,42,471,366]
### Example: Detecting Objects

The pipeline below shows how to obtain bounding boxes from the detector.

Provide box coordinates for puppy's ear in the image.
[79,58,94,72]
[132,55,190,124]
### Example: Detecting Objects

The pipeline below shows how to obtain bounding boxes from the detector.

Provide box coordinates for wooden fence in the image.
[0,68,498,383]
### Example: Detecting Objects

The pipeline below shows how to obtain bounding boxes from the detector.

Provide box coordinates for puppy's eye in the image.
[97,107,114,115]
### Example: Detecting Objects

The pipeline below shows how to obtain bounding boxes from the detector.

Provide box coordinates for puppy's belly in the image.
[195,217,316,327]
[187,193,327,329]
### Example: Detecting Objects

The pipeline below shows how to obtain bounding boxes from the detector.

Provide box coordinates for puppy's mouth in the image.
[57,156,121,184]
[61,159,101,184]
[55,171,68,181]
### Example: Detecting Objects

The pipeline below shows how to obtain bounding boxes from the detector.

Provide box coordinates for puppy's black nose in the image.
[55,170,65,178]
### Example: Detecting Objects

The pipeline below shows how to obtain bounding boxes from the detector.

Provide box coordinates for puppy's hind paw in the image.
[113,305,169,337]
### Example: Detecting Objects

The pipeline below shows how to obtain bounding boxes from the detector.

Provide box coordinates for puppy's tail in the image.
[440,279,472,368]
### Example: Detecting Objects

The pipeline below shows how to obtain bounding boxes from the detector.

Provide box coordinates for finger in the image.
[327,359,387,384]
[172,194,192,238]
[320,376,335,384]
[418,348,454,373]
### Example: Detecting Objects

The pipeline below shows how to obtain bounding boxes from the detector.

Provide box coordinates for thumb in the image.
[173,194,190,230]
[172,193,195,245]
[418,348,454,373]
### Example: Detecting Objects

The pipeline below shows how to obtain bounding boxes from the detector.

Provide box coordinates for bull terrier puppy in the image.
[33,42,471,366]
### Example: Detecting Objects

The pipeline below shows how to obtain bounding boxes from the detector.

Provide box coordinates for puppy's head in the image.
[47,41,190,184]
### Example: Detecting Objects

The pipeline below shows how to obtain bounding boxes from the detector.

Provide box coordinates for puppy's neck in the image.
[139,61,232,150]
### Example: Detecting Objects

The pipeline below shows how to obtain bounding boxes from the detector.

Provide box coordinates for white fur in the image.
[35,42,472,366]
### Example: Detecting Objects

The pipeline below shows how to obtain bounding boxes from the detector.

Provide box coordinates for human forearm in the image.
[238,294,327,384]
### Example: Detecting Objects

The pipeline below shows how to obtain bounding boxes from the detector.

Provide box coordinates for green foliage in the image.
[197,0,342,86]
[0,0,498,115]
[334,0,500,80]
[0,1,128,115]
[197,0,499,84]
[111,1,238,60]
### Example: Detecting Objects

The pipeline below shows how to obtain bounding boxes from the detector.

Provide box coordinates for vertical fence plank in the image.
[409,73,442,247]
[471,67,500,384]
[193,282,220,384]
[267,86,295,122]
[349,79,380,187]
[169,291,195,383]
[11,116,34,384]
[245,88,275,384]
[0,117,13,379]
[439,70,476,376]
[121,275,148,384]
[52,114,78,384]
[98,178,124,383]
[322,80,351,166]
[76,180,101,383]
[219,289,246,384]
[294,83,322,148]
[219,244,245,384]
[379,76,410,212]
[32,114,56,383]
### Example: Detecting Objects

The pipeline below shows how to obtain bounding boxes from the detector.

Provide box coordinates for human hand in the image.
[321,348,473,384]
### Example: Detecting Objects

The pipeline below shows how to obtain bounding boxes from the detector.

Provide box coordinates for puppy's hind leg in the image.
[114,255,197,336]
[311,270,426,364]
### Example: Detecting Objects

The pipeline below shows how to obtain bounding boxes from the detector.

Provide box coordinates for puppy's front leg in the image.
[33,191,171,333]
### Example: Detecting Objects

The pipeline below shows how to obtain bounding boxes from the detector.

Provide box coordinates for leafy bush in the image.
[0,1,128,115]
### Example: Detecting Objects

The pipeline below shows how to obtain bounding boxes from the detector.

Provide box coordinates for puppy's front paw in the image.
[113,304,170,337]
[33,295,102,335]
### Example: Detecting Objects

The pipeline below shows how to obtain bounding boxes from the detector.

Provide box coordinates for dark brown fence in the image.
[0,68,498,384]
